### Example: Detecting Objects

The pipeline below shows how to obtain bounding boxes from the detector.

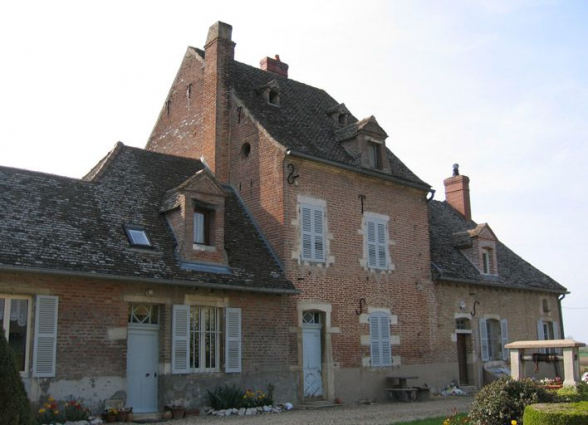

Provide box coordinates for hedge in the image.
[523,401,588,425]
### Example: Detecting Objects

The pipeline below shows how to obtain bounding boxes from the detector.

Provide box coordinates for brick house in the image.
[0,21,567,413]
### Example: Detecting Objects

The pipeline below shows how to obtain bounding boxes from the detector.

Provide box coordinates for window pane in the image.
[9,299,28,371]
[194,212,205,244]
[128,229,150,246]
[0,298,5,332]
[190,307,200,369]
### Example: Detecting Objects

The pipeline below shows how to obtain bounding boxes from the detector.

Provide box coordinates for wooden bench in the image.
[385,386,430,402]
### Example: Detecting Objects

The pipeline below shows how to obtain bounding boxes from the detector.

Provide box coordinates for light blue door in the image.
[127,326,159,413]
[303,325,323,397]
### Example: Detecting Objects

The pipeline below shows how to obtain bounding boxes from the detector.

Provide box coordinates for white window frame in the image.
[0,295,33,375]
[299,203,325,263]
[190,306,221,373]
[479,317,508,361]
[481,249,490,274]
[364,213,390,270]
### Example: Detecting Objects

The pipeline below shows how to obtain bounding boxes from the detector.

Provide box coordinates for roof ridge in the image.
[0,164,93,184]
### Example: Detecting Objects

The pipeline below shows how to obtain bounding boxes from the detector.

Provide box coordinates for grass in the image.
[391,413,470,425]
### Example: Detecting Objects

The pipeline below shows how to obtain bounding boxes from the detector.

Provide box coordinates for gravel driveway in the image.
[171,396,473,425]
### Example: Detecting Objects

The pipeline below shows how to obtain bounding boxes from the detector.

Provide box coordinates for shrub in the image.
[0,326,34,425]
[523,401,588,425]
[207,384,245,410]
[468,378,552,425]
[554,382,588,403]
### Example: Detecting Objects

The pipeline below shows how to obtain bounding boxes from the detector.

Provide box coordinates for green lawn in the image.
[391,414,469,425]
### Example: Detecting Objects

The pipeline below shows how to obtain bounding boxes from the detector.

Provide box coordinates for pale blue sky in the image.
[1,1,587,342]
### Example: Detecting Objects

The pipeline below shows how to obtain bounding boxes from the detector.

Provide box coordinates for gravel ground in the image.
[171,396,473,425]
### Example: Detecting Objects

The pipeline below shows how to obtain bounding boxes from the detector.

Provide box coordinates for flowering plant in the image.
[582,372,588,383]
[538,376,562,386]
[37,397,64,424]
[64,400,91,421]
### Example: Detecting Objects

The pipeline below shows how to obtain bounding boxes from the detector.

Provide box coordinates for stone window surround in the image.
[291,195,334,267]
[359,212,395,273]
[359,306,400,367]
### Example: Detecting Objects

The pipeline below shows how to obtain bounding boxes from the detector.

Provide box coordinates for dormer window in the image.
[124,225,152,248]
[268,89,280,106]
[367,142,381,169]
[338,113,348,125]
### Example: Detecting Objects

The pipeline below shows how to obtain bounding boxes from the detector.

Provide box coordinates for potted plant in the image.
[166,404,186,419]
[103,408,117,423]
[117,407,132,422]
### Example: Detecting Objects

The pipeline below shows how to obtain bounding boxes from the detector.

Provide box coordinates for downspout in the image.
[558,293,566,338]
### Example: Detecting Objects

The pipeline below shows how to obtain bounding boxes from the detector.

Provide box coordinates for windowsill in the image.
[126,247,163,256]
[193,244,216,253]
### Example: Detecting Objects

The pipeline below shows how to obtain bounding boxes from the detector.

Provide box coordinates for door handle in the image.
[146,373,150,377]
[154,373,157,377]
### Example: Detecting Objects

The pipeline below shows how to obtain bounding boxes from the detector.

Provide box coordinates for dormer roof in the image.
[335,115,388,143]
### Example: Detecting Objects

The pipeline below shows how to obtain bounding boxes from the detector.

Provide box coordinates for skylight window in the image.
[124,225,152,248]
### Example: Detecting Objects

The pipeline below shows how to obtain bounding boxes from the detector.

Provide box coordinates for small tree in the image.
[0,326,34,424]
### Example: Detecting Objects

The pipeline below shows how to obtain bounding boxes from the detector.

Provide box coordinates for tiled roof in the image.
[231,61,429,188]
[428,200,566,293]
[0,144,295,293]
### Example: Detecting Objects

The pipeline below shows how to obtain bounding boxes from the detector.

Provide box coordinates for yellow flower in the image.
[443,420,450,425]
[53,410,59,415]
[38,408,46,413]
[48,397,54,402]
[511,421,517,425]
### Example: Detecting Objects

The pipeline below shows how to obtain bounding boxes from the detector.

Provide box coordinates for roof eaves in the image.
[434,276,568,295]
[0,264,301,295]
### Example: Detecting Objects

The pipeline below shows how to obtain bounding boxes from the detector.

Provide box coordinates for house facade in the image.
[0,21,567,413]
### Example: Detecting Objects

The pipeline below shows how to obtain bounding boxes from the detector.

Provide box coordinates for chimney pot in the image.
[260,55,289,78]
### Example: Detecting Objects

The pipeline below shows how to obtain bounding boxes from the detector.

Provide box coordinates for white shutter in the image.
[33,295,59,377]
[172,305,190,374]
[369,314,381,367]
[479,318,489,362]
[367,221,377,267]
[377,222,387,269]
[301,206,313,260]
[500,319,509,361]
[552,321,560,354]
[225,308,242,373]
[313,208,324,261]
[380,314,392,366]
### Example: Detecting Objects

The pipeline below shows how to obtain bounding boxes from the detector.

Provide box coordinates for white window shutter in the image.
[377,222,387,269]
[225,308,242,373]
[553,321,560,354]
[369,314,381,367]
[367,221,376,267]
[380,314,392,366]
[479,318,489,362]
[33,295,59,377]
[500,319,509,361]
[313,208,324,261]
[301,206,313,260]
[172,305,190,374]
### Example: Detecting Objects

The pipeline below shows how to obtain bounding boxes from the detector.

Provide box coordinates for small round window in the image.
[241,143,251,159]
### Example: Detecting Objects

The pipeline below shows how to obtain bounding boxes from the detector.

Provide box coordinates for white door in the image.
[127,326,159,413]
[303,325,323,397]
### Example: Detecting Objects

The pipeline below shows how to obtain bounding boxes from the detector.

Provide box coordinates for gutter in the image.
[285,149,431,192]
[435,276,569,295]
[0,264,300,295]
[558,293,566,338]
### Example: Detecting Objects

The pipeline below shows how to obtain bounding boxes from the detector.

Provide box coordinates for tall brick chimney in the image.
[202,21,235,183]
[260,55,288,78]
[444,164,472,221]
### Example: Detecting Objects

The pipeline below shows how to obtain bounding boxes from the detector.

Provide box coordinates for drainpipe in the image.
[558,293,566,338]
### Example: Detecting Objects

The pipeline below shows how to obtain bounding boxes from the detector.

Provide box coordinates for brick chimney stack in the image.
[260,55,289,78]
[444,164,472,221]
[203,21,235,183]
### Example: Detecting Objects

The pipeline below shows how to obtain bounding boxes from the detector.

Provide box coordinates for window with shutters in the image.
[0,295,31,373]
[172,305,241,374]
[479,318,509,361]
[537,319,559,354]
[364,215,389,270]
[369,312,392,367]
[299,203,325,262]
